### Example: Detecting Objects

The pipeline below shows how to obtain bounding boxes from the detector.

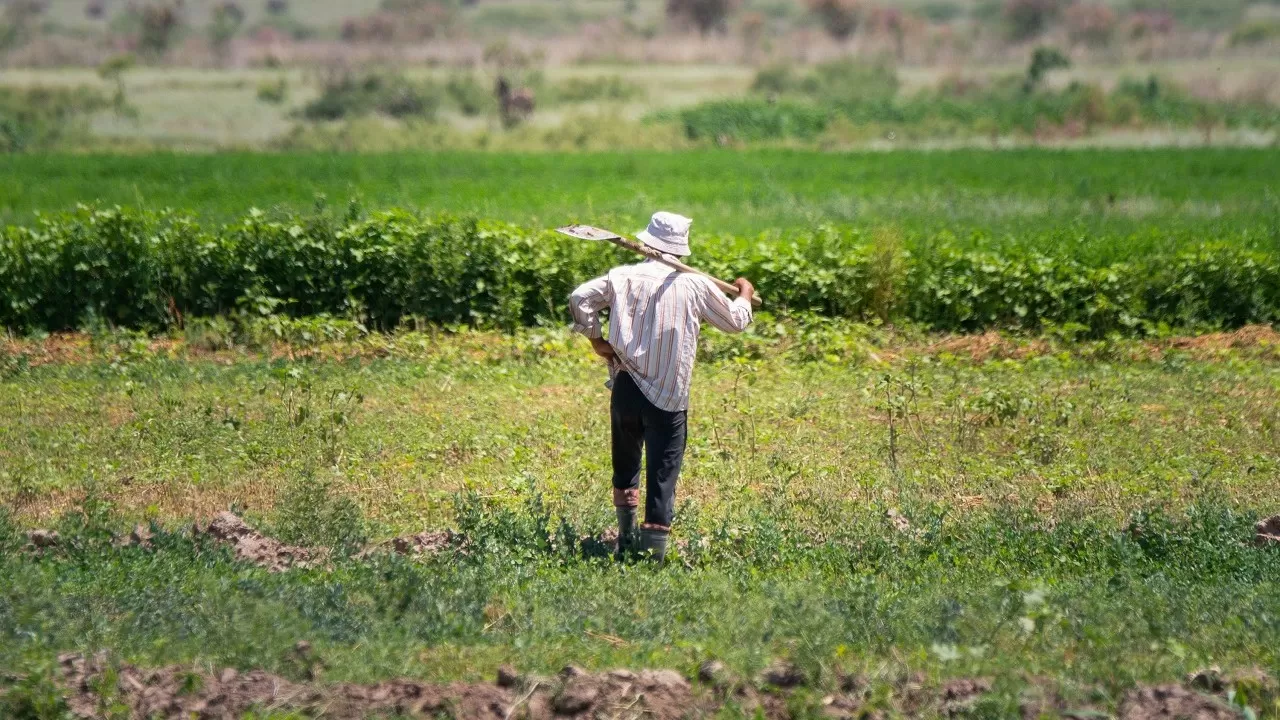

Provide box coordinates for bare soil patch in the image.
[1118,685,1241,720]
[1257,515,1280,547]
[194,511,324,572]
[45,652,1280,720]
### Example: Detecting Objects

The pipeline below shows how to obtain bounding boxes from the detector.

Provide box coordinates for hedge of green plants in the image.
[665,62,1280,142]
[2,206,1277,335]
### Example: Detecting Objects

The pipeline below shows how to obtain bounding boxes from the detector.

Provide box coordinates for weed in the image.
[300,71,442,122]
[272,472,368,556]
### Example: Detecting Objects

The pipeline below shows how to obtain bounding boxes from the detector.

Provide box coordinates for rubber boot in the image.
[639,526,670,564]
[613,488,640,562]
[614,506,638,561]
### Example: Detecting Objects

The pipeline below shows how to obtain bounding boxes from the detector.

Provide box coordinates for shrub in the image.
[273,474,368,556]
[1229,20,1280,47]
[809,58,899,102]
[0,85,108,152]
[730,66,1278,140]
[751,63,800,95]
[807,0,860,40]
[665,0,739,35]
[1023,46,1070,93]
[256,77,288,104]
[445,72,491,116]
[301,72,441,121]
[3,207,1278,336]
[138,2,182,58]
[1142,244,1280,328]
[210,1,245,64]
[1003,0,1064,41]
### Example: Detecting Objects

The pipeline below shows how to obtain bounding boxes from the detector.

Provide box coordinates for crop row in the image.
[1,206,1277,335]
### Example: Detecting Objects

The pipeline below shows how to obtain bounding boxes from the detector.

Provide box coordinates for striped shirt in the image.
[569,260,754,411]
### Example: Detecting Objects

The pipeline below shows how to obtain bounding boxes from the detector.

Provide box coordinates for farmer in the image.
[569,212,756,562]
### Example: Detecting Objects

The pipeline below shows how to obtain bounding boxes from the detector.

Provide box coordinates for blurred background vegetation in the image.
[0,0,1276,151]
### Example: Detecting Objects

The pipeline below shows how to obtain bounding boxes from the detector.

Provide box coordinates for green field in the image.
[2,328,1279,716]
[3,149,1279,339]
[2,149,1276,237]
[2,147,1280,717]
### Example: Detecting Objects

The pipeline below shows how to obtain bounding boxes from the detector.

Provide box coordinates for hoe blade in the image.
[556,224,621,242]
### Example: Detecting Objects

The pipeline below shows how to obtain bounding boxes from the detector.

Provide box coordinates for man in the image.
[569,211,756,562]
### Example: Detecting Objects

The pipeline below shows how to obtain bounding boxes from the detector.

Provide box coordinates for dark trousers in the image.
[611,372,687,528]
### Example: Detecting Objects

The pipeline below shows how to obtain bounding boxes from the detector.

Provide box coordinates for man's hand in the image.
[733,277,756,304]
[590,336,616,361]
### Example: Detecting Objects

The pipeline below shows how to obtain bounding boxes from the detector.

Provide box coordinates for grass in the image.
[2,148,1278,247]
[0,137,1278,714]
[1,325,1279,713]
[3,326,1279,526]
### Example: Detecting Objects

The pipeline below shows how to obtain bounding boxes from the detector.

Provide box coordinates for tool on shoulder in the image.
[555,224,763,308]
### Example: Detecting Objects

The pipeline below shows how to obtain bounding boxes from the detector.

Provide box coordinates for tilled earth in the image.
[48,651,1266,720]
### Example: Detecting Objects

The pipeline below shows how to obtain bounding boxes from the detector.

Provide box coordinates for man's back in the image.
[570,260,753,412]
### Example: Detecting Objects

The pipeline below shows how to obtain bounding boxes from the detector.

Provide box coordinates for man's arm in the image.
[699,277,755,333]
[569,275,616,360]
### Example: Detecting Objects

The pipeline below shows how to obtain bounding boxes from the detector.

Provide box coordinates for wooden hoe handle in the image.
[607,235,764,309]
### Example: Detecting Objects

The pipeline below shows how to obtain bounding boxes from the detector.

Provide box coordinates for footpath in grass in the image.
[1,325,1279,717]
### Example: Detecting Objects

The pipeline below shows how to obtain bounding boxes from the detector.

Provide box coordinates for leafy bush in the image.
[665,0,738,35]
[209,1,245,63]
[1229,19,1280,47]
[807,0,860,40]
[740,64,1280,138]
[300,72,441,121]
[137,2,183,58]
[0,86,107,152]
[256,77,288,104]
[2,207,1278,336]
[445,72,492,116]
[273,473,368,556]
[1003,0,1064,41]
[1023,46,1070,93]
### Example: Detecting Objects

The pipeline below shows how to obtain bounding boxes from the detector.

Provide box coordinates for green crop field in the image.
[2,148,1280,718]
[2,149,1278,247]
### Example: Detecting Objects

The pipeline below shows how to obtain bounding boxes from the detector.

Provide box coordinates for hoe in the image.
[556,224,763,308]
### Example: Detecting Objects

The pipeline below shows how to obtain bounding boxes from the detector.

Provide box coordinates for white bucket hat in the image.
[636,211,692,257]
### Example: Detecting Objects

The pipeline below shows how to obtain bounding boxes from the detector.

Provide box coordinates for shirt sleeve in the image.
[697,277,753,334]
[568,274,612,339]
